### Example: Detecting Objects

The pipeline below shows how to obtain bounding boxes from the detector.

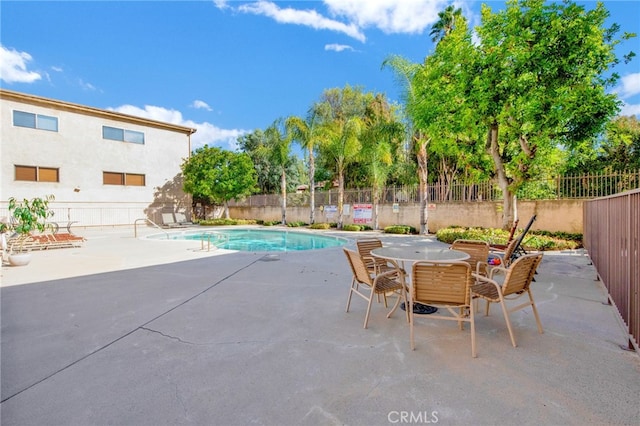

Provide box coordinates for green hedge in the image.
[198,218,258,226]
[384,225,417,235]
[435,226,582,251]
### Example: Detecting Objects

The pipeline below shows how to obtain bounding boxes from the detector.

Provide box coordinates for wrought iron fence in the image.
[228,170,640,207]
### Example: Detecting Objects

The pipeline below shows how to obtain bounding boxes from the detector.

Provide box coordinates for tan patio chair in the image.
[451,239,490,276]
[409,261,476,357]
[343,248,408,329]
[471,253,544,348]
[356,238,399,275]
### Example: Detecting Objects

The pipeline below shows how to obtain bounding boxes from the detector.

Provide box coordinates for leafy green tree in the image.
[265,118,293,225]
[472,0,629,228]
[601,115,640,171]
[182,145,258,218]
[236,130,277,194]
[315,85,369,229]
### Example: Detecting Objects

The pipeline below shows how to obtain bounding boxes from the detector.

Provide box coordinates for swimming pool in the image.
[146,228,348,252]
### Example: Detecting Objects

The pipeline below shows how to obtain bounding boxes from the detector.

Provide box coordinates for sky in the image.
[1,0,639,152]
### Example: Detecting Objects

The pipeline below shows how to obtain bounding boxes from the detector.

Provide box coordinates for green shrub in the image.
[384,225,417,235]
[287,221,307,227]
[262,220,280,226]
[434,226,582,251]
[342,224,362,231]
[310,222,331,230]
[199,218,258,226]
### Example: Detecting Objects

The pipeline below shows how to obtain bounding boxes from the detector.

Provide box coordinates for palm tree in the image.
[315,86,367,229]
[382,55,431,234]
[285,109,322,224]
[360,94,405,229]
[429,5,462,43]
[265,118,292,225]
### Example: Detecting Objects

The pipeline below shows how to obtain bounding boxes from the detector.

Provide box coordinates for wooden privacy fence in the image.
[584,189,640,352]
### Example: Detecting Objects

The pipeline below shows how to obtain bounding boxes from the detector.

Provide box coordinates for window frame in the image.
[103,171,146,186]
[12,110,59,132]
[102,125,145,144]
[14,165,60,182]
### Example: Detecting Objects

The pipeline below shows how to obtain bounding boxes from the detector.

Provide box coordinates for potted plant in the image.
[6,194,55,266]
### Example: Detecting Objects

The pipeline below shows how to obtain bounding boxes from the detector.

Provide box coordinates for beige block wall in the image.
[230,199,584,233]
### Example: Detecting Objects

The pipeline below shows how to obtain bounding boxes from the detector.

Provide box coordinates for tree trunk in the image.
[416,137,429,234]
[372,186,380,230]
[487,123,515,229]
[224,201,230,219]
[337,171,345,229]
[308,150,315,224]
[280,170,287,225]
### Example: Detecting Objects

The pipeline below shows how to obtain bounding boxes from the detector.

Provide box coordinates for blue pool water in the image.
[148,228,348,252]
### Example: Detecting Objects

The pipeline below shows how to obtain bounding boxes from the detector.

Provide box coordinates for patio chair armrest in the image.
[488,265,508,279]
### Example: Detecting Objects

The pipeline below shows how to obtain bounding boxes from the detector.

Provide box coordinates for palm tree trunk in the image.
[280,169,287,225]
[416,137,429,234]
[308,150,315,224]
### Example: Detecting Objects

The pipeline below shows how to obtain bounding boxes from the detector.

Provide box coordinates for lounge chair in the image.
[471,253,544,347]
[343,248,408,329]
[161,213,182,228]
[174,212,194,226]
[490,215,537,266]
[409,260,476,357]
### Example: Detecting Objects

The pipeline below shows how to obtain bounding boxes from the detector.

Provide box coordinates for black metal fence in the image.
[229,170,640,207]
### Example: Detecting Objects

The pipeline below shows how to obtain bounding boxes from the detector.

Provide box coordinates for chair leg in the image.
[470,304,477,358]
[409,303,415,350]
[346,279,356,313]
[498,296,518,347]
[386,289,403,319]
[528,289,544,334]
[363,289,375,329]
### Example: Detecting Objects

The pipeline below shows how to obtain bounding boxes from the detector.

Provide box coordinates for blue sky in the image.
[2,0,639,152]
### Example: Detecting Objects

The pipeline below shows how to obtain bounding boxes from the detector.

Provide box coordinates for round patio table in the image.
[371,246,470,314]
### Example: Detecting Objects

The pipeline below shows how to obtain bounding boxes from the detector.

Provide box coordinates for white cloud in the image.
[325,43,354,52]
[191,100,213,111]
[620,102,640,117]
[0,45,42,84]
[78,79,98,91]
[236,1,366,42]
[614,72,640,99]
[109,104,248,151]
[323,0,449,34]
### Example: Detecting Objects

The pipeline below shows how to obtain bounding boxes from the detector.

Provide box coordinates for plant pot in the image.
[8,252,32,266]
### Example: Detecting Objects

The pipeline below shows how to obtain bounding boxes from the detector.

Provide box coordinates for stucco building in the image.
[0,89,196,227]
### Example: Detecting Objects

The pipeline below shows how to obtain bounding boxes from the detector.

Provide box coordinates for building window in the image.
[13,110,58,132]
[103,172,145,186]
[102,126,145,144]
[15,165,59,182]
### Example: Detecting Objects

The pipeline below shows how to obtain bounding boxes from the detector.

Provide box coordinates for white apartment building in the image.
[0,89,196,227]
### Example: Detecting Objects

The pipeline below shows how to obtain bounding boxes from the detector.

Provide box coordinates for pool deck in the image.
[1,225,639,425]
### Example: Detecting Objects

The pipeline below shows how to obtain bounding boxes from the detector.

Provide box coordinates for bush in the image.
[384,225,417,235]
[435,226,582,251]
[342,224,362,231]
[287,221,308,227]
[198,218,258,226]
[310,222,331,230]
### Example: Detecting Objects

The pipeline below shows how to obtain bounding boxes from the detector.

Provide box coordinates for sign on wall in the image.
[353,204,373,224]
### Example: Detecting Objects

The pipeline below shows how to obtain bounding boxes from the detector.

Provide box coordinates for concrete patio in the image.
[1,226,638,425]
